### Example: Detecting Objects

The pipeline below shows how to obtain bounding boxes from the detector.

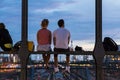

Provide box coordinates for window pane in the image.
[0,1,21,45]
[103,0,120,79]
[103,0,120,46]
[28,0,95,51]
[0,1,21,80]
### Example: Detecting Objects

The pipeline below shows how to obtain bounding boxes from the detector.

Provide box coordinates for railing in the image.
[0,51,120,80]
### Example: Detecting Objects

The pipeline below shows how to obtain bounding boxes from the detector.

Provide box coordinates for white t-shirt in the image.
[53,28,70,49]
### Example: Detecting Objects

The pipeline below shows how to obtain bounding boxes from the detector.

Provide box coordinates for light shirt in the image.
[53,28,70,49]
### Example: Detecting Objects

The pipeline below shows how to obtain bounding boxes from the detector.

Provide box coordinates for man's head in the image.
[0,23,5,29]
[58,19,64,27]
[41,19,49,28]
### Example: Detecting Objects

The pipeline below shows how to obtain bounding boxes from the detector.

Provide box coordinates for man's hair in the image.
[58,19,64,27]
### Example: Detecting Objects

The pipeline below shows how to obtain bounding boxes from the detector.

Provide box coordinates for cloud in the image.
[30,0,95,17]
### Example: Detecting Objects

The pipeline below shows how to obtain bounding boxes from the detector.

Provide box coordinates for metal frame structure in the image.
[0,0,120,80]
[20,0,104,80]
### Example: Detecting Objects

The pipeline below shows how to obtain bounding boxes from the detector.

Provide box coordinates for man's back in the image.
[53,28,70,49]
[0,27,13,51]
[0,28,12,44]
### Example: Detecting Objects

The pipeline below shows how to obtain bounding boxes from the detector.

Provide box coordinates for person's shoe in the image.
[54,72,64,79]
[65,66,70,73]
[54,67,59,73]
[45,65,49,69]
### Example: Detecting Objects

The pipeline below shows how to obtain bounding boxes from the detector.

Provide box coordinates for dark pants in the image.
[54,48,70,67]
[54,48,70,56]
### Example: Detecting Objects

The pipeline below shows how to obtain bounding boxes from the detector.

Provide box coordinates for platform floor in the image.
[0,67,120,80]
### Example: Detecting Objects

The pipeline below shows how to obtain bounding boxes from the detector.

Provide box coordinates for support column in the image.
[93,0,105,80]
[19,0,29,80]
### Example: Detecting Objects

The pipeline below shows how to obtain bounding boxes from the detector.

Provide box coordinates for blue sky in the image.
[0,0,120,51]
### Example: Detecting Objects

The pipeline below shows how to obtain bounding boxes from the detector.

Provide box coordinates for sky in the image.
[0,0,120,51]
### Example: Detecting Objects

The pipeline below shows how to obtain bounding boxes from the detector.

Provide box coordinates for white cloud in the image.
[32,0,95,15]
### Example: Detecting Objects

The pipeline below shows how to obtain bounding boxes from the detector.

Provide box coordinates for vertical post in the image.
[93,0,105,80]
[19,0,29,80]
[22,0,28,42]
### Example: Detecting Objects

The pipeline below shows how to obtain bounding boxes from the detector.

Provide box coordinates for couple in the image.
[37,19,71,73]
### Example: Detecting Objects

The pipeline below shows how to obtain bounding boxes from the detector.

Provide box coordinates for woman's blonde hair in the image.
[41,19,49,28]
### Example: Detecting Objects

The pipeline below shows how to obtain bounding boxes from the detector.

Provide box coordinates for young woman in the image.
[37,19,52,69]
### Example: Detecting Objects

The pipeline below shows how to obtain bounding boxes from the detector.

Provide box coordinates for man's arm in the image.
[53,37,56,46]
[68,31,70,44]
[53,31,56,46]
[68,36,70,45]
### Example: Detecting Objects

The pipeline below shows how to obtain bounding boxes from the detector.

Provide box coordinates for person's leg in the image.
[54,54,58,67]
[42,54,47,67]
[46,54,50,68]
[65,54,70,72]
[54,54,59,72]
[66,54,70,66]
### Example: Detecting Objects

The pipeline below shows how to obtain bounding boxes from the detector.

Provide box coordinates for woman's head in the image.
[41,19,49,28]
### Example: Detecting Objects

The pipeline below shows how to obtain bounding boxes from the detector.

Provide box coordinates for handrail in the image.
[1,51,120,55]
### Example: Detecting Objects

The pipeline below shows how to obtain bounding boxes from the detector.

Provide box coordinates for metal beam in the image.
[94,0,105,80]
[19,0,105,80]
[21,0,28,42]
[19,0,29,80]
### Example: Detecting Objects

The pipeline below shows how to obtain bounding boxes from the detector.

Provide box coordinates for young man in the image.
[0,23,13,51]
[53,19,71,72]
[37,19,52,69]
